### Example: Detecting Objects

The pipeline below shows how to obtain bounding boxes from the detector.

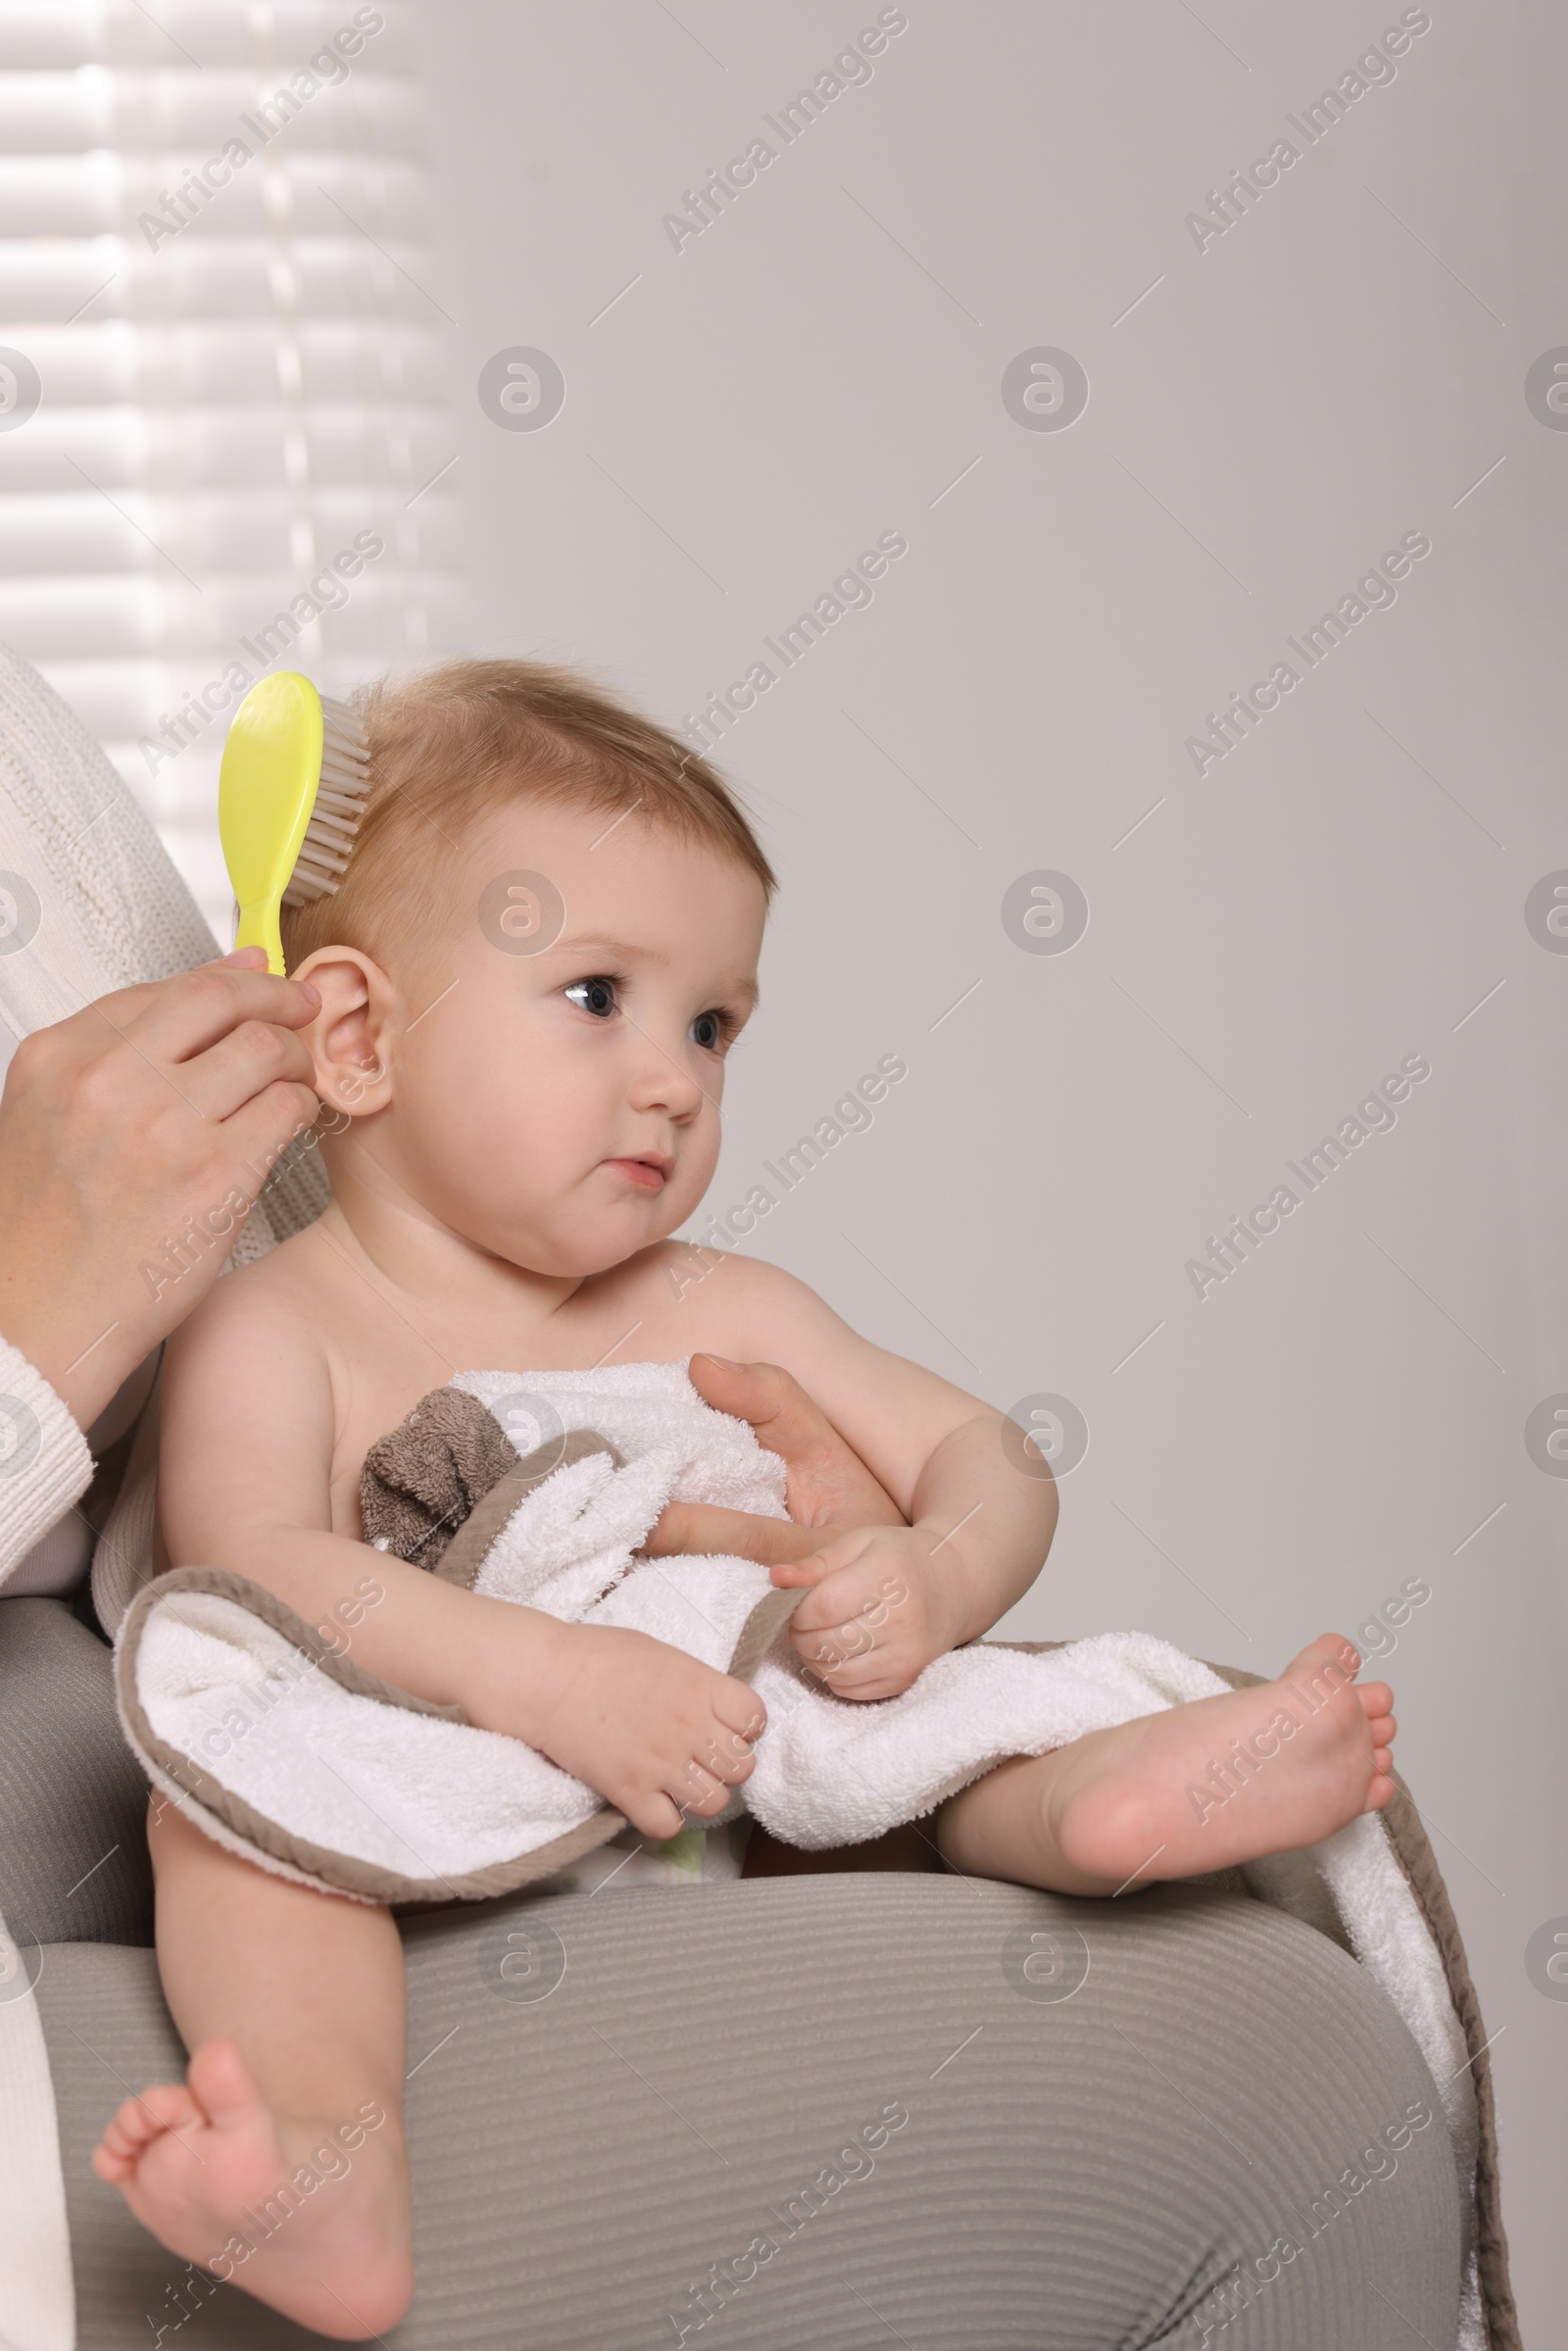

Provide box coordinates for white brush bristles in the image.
[280,696,374,907]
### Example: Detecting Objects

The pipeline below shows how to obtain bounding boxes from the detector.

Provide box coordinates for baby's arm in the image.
[673,1253,1058,1697]
[159,1271,762,1837]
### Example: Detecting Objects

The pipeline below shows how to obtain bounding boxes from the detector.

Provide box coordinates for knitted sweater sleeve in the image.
[0,1340,93,1591]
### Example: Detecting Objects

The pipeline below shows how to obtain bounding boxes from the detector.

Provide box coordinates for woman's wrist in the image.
[0,1296,137,1433]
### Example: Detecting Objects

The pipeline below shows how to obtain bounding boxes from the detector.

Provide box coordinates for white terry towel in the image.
[451,1365,1243,1852]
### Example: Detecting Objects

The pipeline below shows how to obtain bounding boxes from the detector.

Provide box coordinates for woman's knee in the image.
[1114,1887,1463,2348]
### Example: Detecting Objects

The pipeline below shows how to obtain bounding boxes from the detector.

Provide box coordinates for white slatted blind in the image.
[0,0,456,934]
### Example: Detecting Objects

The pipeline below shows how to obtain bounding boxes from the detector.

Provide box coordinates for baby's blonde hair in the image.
[278,658,776,975]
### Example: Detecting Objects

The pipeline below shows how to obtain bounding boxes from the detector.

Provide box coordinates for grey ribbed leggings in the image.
[12,1600,1462,2348]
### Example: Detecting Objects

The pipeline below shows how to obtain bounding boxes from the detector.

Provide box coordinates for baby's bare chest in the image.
[318,1245,763,1532]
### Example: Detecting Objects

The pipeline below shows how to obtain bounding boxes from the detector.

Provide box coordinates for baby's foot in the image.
[91,2035,411,2339]
[1043,1634,1396,1888]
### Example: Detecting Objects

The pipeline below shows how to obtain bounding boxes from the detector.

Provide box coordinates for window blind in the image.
[0,0,456,936]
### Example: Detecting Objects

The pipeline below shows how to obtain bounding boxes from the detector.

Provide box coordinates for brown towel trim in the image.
[359,1386,518,1571]
[359,1387,626,1580]
[1374,1778,1519,2351]
[428,1431,626,1591]
[116,1562,629,1907]
[1195,1653,1517,2347]
[726,1587,804,1685]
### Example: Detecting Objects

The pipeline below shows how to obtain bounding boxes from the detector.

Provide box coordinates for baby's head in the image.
[279,659,774,1279]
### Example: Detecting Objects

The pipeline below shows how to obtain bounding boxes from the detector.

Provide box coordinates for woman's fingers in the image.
[686,1355,906,1530]
[113,959,319,1065]
[641,1498,823,1566]
[220,1079,331,1174]
[173,1017,320,1128]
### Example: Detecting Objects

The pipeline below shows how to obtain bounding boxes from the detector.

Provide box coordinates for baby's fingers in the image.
[691,1720,760,1789]
[666,1758,732,1818]
[783,1565,876,1634]
[768,1549,831,1590]
[711,1674,767,1750]
[792,1615,877,1677]
[621,1788,689,1840]
[799,1643,915,1702]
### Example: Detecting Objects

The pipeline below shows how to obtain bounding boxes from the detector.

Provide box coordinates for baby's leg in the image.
[937,1634,1397,1896]
[91,1799,413,2340]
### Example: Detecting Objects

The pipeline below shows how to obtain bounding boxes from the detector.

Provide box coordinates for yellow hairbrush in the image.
[218,671,373,974]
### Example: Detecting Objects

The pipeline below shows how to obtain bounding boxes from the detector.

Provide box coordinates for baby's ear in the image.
[289,946,398,1119]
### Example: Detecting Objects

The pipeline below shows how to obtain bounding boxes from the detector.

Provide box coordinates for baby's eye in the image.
[564,976,618,1020]
[689,1008,731,1053]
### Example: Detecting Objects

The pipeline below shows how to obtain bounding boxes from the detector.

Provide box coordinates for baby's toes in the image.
[106,2089,174,2150]
[1357,1682,1395,1721]
[90,2134,134,2182]
[139,2082,204,2136]
[1367,1711,1396,1748]
[92,2090,175,2178]
[1363,1772,1396,1813]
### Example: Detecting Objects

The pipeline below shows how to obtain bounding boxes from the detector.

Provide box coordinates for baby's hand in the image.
[469,1612,765,1836]
[769,1527,967,1701]
[506,1621,765,1841]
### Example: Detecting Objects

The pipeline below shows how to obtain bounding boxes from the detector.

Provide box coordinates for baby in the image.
[94,660,1397,2336]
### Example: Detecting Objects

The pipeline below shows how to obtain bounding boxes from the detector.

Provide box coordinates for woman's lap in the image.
[0,1597,154,1947]
[36,1873,1460,2350]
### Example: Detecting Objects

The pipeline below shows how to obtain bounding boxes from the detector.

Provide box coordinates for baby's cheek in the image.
[669,1125,724,1217]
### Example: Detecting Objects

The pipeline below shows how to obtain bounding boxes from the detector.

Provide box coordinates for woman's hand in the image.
[0,947,321,1429]
[639,1355,908,1565]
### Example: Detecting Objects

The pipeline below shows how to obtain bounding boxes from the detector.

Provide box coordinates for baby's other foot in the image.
[91,2035,411,2339]
[1044,1633,1396,1887]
